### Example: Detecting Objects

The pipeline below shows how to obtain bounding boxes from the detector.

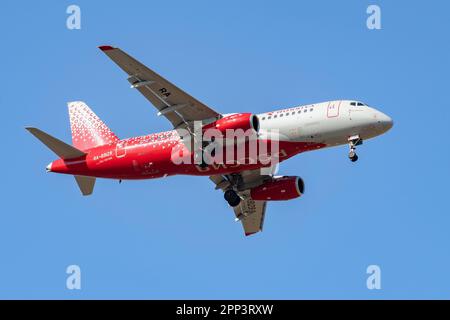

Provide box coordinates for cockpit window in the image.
[350,102,366,106]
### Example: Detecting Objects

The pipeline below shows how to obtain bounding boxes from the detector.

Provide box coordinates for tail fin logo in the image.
[68,101,119,151]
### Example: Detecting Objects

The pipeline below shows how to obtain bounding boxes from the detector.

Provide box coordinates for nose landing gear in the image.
[348,135,363,162]
[349,150,358,162]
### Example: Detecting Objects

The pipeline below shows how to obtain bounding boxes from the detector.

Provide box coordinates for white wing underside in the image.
[210,167,277,236]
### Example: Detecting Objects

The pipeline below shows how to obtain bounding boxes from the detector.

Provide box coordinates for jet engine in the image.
[250,176,304,201]
[203,113,260,135]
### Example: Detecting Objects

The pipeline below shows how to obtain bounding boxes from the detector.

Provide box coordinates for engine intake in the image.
[250,176,304,201]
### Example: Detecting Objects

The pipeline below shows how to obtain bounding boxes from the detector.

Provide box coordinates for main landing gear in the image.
[224,189,241,207]
[348,135,363,162]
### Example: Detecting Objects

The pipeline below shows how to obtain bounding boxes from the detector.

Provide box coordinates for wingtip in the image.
[98,45,115,51]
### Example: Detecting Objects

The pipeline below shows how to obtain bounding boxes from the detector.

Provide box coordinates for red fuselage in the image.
[49,130,325,180]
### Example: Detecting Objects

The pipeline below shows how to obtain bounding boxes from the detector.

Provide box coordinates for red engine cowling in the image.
[203,113,259,134]
[250,176,304,201]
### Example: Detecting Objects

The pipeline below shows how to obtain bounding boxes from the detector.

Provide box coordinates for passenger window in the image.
[310,109,313,112]
[280,114,283,117]
[274,115,277,118]
[304,109,307,113]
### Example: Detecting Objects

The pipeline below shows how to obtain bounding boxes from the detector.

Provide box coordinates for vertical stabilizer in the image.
[68,101,119,151]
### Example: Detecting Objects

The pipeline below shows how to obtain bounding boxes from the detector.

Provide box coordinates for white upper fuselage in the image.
[258,100,393,147]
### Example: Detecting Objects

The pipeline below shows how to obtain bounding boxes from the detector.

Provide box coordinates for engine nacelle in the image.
[203,113,259,135]
[250,176,304,201]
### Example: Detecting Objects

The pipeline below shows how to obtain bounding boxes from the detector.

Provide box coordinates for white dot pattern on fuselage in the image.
[68,101,119,151]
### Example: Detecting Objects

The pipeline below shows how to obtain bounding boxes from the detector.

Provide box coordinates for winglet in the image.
[98,45,115,51]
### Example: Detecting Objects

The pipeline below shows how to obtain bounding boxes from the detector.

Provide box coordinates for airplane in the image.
[26,45,393,236]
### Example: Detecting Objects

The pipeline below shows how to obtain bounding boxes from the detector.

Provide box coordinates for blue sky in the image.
[1,0,449,299]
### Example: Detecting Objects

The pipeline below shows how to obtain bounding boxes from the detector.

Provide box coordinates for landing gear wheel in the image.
[224,190,241,207]
[349,153,359,162]
[349,149,358,162]
[348,136,362,163]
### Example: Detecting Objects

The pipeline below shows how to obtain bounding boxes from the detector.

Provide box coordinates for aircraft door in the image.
[327,101,341,118]
[116,141,127,158]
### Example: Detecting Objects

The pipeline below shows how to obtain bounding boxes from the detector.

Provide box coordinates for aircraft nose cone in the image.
[377,112,393,132]
[46,162,52,172]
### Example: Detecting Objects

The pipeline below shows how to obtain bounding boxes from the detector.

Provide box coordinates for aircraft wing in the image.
[234,192,267,236]
[99,46,221,129]
[210,168,275,236]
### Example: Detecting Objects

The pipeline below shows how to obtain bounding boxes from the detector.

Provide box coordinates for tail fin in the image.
[26,127,96,196]
[25,127,86,159]
[68,101,119,151]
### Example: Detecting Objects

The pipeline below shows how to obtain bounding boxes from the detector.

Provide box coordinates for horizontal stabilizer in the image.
[74,175,96,196]
[26,127,86,160]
